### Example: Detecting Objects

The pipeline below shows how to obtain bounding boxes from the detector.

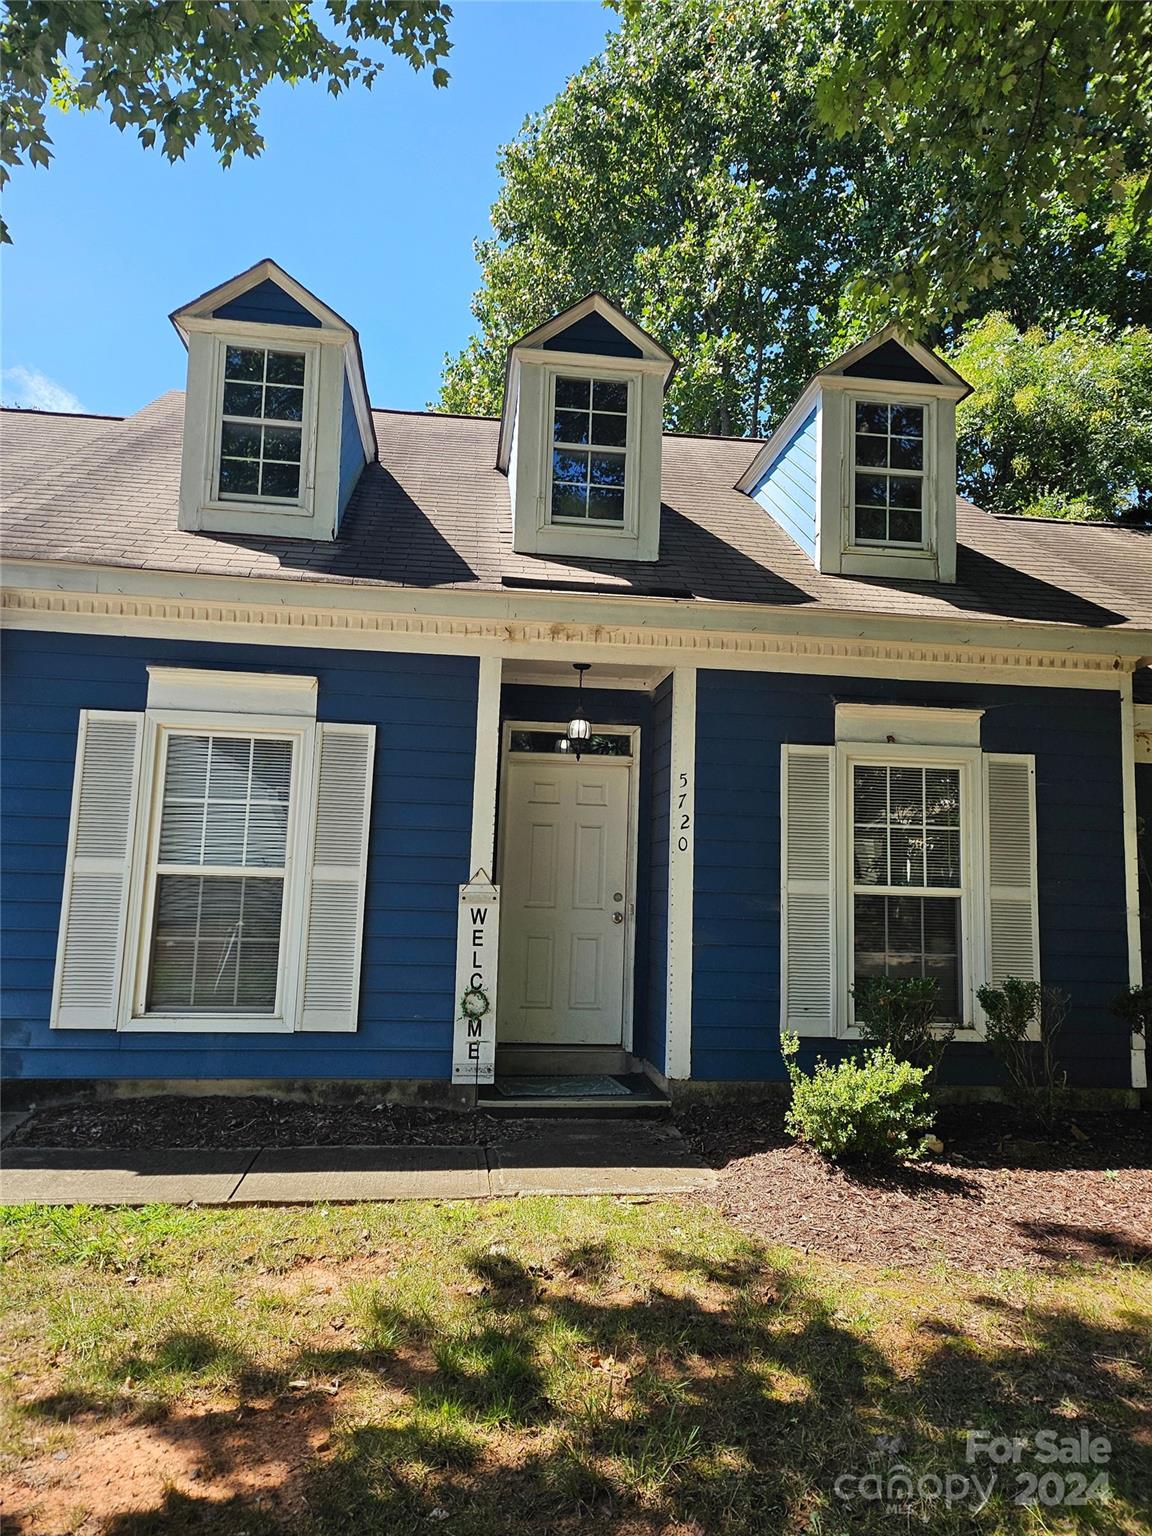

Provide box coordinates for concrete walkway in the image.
[0,1121,715,1206]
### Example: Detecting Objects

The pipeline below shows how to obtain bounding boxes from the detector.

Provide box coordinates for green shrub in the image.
[975,977,1070,1130]
[1111,984,1150,1037]
[852,975,954,1078]
[780,1033,935,1164]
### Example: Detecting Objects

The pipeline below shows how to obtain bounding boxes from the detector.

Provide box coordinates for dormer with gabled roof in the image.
[737,324,972,583]
[172,259,376,541]
[497,293,676,562]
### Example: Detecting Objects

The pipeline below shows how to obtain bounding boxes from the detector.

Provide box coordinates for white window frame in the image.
[540,364,640,540]
[843,393,936,557]
[204,335,320,518]
[834,741,986,1037]
[120,708,318,1034]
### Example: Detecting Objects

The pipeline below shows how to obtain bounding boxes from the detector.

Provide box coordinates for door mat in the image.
[494,1075,631,1099]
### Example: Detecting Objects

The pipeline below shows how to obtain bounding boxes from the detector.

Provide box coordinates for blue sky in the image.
[1,2,617,419]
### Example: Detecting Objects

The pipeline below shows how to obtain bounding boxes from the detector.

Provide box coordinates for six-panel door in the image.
[498,755,632,1044]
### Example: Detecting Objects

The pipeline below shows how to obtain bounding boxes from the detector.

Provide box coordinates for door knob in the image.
[613,911,624,924]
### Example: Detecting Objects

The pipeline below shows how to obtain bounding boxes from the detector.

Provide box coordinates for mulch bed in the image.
[3,1094,519,1149]
[678,1100,1152,1272]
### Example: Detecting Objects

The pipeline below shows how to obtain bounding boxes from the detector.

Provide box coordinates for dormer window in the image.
[851,400,927,548]
[218,346,308,502]
[551,375,630,524]
[737,324,971,584]
[172,259,376,542]
[497,293,675,562]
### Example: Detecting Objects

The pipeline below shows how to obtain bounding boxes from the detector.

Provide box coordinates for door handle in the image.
[612,911,624,924]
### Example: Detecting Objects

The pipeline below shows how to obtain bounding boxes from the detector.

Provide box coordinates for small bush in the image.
[976,976,1070,1130]
[1111,985,1150,1037]
[780,1033,935,1164]
[852,975,954,1078]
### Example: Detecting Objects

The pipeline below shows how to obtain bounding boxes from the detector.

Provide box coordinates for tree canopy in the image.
[0,0,452,241]
[439,0,1149,460]
[952,314,1151,523]
[809,0,1152,323]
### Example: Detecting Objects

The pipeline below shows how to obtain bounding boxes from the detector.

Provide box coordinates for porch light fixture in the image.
[555,737,571,754]
[566,663,593,759]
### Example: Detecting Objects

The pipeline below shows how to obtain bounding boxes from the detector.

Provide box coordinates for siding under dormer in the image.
[748,405,818,561]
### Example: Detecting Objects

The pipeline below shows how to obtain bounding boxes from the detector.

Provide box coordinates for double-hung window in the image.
[50,671,376,1035]
[851,400,926,547]
[145,732,294,1015]
[850,762,963,1020]
[780,716,1039,1039]
[550,374,629,524]
[217,345,307,502]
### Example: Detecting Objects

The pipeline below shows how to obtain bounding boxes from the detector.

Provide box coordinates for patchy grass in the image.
[1,1199,1149,1533]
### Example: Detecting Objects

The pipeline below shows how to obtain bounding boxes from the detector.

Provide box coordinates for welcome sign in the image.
[452,871,499,1085]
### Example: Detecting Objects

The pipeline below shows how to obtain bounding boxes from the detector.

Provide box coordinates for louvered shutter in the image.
[298,723,375,1031]
[780,745,836,1035]
[983,753,1040,986]
[51,711,144,1029]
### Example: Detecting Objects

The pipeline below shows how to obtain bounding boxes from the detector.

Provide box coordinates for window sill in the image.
[120,1014,294,1035]
[205,496,312,517]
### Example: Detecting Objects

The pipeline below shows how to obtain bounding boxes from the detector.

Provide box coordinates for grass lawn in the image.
[1,1198,1149,1534]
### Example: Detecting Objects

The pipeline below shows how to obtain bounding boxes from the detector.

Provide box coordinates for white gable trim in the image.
[509,292,675,365]
[819,322,971,395]
[171,258,354,338]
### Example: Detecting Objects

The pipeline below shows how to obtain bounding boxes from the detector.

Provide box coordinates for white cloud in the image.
[2,365,85,413]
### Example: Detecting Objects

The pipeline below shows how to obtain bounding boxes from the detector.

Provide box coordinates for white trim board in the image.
[665,668,696,1079]
[4,574,1145,681]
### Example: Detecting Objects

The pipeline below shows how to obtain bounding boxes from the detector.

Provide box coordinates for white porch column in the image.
[469,656,502,876]
[1120,672,1146,1090]
[665,666,697,1079]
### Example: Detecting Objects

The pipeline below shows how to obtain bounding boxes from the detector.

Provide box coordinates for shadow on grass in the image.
[10,1241,1150,1535]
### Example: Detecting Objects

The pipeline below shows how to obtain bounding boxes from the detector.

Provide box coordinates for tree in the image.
[439,0,1149,442]
[950,313,1152,522]
[0,1,452,242]
[810,0,1152,324]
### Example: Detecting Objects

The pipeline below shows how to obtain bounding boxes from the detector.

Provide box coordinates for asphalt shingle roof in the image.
[2,396,1150,631]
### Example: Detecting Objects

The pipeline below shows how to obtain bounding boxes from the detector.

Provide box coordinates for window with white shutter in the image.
[780,745,836,1035]
[50,673,375,1034]
[782,729,1039,1044]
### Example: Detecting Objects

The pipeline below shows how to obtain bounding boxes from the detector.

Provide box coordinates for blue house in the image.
[2,259,1149,1104]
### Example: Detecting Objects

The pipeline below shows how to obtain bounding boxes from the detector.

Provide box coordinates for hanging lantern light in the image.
[555,737,571,754]
[566,663,592,759]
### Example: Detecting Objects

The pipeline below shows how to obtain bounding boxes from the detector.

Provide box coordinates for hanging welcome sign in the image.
[452,870,499,1085]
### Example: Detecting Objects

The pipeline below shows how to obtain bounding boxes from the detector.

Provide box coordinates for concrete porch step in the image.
[479,1073,670,1117]
[494,1045,635,1077]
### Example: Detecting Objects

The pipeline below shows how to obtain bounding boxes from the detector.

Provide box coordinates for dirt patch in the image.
[6,1095,524,1150]
[678,1101,1152,1272]
[0,1396,335,1532]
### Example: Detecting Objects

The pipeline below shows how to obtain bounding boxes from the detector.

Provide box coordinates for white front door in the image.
[498,750,633,1045]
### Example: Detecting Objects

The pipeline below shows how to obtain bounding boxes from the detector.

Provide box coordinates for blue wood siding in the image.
[645,676,673,1073]
[497,685,657,1064]
[692,671,1131,1088]
[541,311,643,359]
[338,368,366,521]
[1,631,477,1082]
[750,407,818,560]
[212,278,322,328]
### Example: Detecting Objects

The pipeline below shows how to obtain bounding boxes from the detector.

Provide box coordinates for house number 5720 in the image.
[677,770,692,853]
